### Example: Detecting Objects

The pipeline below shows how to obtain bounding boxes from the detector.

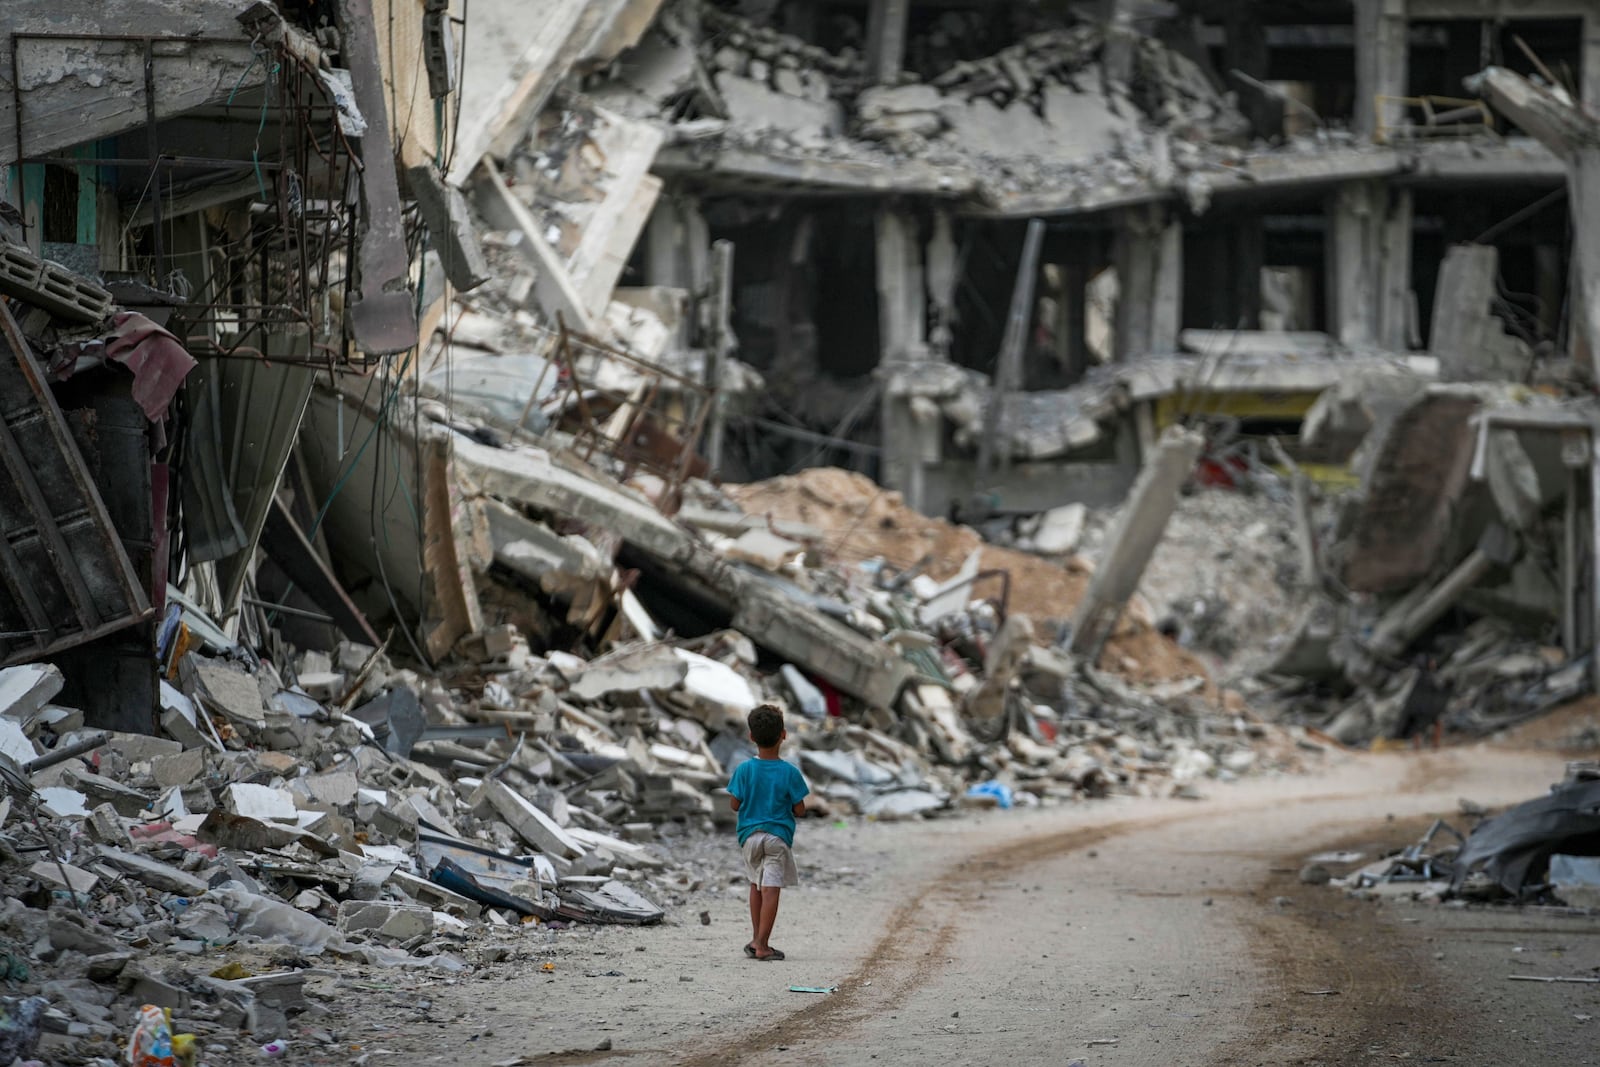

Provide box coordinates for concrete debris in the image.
[6,0,1599,1056]
[1310,770,1600,908]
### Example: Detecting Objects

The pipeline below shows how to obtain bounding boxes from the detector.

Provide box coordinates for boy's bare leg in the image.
[748,883,761,945]
[754,886,782,957]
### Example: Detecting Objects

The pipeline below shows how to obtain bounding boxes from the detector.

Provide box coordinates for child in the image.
[726,704,810,961]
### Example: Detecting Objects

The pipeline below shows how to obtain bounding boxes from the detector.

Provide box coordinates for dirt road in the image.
[329,747,1596,1066]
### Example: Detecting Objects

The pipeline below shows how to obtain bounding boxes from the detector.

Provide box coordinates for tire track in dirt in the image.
[1205,814,1459,1067]
[677,787,1380,1066]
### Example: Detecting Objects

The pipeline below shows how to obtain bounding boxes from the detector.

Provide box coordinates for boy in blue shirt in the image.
[727,704,810,961]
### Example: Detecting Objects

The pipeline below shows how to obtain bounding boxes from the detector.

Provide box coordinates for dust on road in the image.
[374,748,1580,1066]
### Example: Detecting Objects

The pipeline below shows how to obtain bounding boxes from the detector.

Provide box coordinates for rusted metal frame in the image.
[556,320,607,466]
[611,377,664,482]
[564,325,710,392]
[668,394,713,507]
[1,301,150,629]
[550,325,712,509]
[0,313,113,629]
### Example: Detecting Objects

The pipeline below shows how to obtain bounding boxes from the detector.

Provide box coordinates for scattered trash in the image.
[965,781,1015,810]
[789,985,837,994]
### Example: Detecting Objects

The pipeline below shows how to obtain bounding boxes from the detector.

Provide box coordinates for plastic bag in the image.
[126,1005,195,1067]
[965,780,1014,809]
[205,883,342,954]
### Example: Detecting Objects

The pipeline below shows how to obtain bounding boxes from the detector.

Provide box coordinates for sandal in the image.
[755,948,785,961]
[743,943,757,958]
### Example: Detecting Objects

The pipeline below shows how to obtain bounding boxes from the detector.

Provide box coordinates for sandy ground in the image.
[296,746,1600,1066]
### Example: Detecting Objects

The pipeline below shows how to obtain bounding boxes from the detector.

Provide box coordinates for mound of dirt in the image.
[727,468,1211,688]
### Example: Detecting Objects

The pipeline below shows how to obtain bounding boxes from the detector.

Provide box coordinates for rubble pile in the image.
[1305,763,1600,910]
[1078,485,1310,678]
[599,0,1249,197]
[1256,386,1598,748]
[0,441,1324,1059]
[724,466,1211,685]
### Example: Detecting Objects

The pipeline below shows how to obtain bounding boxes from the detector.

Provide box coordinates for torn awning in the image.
[55,311,198,421]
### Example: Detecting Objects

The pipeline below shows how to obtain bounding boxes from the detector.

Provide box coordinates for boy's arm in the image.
[790,768,810,816]
[729,796,742,812]
[791,798,805,816]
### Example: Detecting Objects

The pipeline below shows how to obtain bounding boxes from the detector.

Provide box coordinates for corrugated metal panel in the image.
[0,298,151,666]
[182,326,315,614]
[215,327,315,611]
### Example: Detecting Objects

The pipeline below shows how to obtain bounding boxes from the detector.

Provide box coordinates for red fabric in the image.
[101,312,197,420]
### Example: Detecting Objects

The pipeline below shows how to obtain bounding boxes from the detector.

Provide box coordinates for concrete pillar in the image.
[1068,426,1205,659]
[864,0,911,84]
[925,211,958,360]
[1378,186,1414,349]
[1113,204,1182,360]
[1099,0,1137,86]
[1354,0,1408,142]
[875,208,935,510]
[1327,181,1410,348]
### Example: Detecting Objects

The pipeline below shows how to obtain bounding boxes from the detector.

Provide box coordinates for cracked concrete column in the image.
[865,0,911,84]
[1355,0,1408,142]
[876,207,936,511]
[1068,425,1204,659]
[1327,181,1411,349]
[1113,204,1182,361]
[1471,65,1600,379]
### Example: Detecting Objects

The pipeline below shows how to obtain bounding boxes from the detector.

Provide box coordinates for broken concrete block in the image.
[85,804,133,849]
[159,699,209,750]
[722,527,804,571]
[393,793,460,836]
[224,784,298,823]
[335,899,434,941]
[63,770,152,818]
[47,912,118,956]
[95,847,209,896]
[84,951,135,982]
[150,748,206,791]
[0,663,64,723]
[300,767,359,808]
[185,658,266,727]
[297,671,345,702]
[120,961,190,1011]
[386,870,480,918]
[481,779,586,859]
[1032,503,1087,555]
[174,901,232,942]
[30,859,98,894]
[0,717,36,766]
[565,643,687,701]
[103,732,182,765]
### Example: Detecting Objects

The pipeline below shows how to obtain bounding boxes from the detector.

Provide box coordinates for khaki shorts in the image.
[741,831,800,888]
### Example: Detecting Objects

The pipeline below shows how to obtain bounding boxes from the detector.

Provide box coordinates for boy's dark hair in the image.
[748,704,785,747]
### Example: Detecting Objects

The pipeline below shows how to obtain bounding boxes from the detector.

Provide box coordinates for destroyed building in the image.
[0,0,1599,1058]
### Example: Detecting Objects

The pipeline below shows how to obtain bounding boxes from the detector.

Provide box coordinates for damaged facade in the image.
[1,0,1600,1057]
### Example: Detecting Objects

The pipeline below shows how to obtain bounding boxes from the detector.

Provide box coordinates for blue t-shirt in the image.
[728,757,810,846]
